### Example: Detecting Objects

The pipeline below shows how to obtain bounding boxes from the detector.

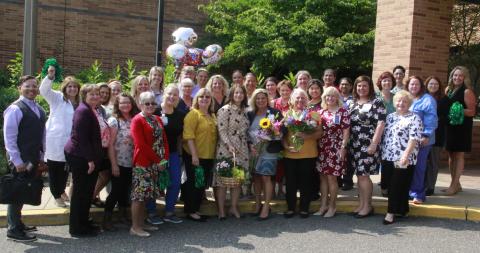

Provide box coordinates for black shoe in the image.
[7,230,37,242]
[342,184,354,191]
[92,197,105,208]
[383,218,394,225]
[70,229,98,238]
[311,194,320,201]
[425,189,434,196]
[22,225,37,232]
[218,216,227,221]
[299,212,309,219]
[354,208,374,219]
[283,211,295,219]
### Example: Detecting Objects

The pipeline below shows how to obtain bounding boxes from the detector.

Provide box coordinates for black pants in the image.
[182,150,213,214]
[384,161,414,215]
[47,160,69,199]
[105,166,132,213]
[284,158,316,213]
[66,153,98,234]
[381,160,393,191]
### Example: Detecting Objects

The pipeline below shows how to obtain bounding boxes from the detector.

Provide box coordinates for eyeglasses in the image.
[199,95,211,99]
[143,102,157,106]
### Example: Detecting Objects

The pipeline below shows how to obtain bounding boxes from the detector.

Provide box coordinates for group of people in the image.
[2,62,475,241]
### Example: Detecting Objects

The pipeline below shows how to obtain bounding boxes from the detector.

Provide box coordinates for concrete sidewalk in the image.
[1,167,479,226]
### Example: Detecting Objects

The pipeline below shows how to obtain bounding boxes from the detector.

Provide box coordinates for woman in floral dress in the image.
[130,91,169,237]
[348,76,386,218]
[215,85,250,219]
[315,87,350,218]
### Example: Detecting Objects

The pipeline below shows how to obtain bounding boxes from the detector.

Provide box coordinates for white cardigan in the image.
[39,77,75,162]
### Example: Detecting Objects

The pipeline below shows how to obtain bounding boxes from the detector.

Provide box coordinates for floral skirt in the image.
[131,165,159,201]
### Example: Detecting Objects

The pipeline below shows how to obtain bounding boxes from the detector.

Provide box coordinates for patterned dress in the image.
[214,104,250,186]
[317,107,350,176]
[131,114,168,201]
[348,98,387,176]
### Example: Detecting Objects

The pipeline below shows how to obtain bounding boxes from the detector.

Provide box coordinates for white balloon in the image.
[172,27,197,48]
[202,44,223,65]
[166,44,187,60]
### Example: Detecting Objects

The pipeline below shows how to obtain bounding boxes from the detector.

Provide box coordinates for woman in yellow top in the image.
[282,89,323,219]
[182,88,217,221]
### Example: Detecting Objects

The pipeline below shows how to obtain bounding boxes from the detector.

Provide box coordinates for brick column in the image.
[372,0,454,84]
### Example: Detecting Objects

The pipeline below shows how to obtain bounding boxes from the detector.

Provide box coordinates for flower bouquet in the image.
[284,110,320,151]
[215,156,245,187]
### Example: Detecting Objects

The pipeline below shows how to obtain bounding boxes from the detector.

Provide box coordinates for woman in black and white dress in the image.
[381,90,423,224]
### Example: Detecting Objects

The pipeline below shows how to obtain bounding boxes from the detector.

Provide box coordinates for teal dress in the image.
[376,91,395,115]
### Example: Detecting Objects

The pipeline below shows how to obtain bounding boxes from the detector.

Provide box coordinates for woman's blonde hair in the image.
[321,86,343,109]
[192,88,214,113]
[130,75,149,99]
[448,66,473,92]
[149,66,164,90]
[392,90,413,108]
[248,88,269,112]
[206,75,229,96]
[162,84,180,108]
[60,76,81,105]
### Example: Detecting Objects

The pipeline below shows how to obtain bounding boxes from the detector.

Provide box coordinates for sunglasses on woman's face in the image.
[144,102,157,106]
[199,95,211,99]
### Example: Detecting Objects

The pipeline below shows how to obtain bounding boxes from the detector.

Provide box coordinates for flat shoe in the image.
[130,228,150,237]
[186,214,206,222]
[313,209,328,216]
[283,211,295,219]
[355,208,374,218]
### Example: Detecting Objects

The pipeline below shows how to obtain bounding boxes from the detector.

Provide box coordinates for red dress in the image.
[316,107,350,176]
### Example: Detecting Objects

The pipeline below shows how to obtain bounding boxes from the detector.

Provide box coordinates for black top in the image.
[445,85,474,152]
[154,107,186,153]
[14,100,46,165]
[177,99,191,115]
[213,96,226,114]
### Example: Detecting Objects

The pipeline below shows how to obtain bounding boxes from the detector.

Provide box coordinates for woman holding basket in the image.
[214,85,250,220]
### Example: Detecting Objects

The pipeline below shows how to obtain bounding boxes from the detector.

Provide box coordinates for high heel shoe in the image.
[228,210,242,219]
[252,204,263,217]
[130,228,150,237]
[313,208,328,216]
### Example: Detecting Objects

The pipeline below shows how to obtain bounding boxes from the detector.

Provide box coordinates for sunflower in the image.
[259,118,271,129]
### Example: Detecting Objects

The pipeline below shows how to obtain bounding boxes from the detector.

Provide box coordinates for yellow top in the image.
[183,109,218,159]
[284,130,318,159]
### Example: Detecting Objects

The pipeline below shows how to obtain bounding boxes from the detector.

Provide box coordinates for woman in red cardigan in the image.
[130,91,169,237]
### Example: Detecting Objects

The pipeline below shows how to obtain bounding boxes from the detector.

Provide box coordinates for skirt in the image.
[255,156,278,176]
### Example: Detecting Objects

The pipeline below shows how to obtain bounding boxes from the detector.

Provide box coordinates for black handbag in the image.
[0,173,43,206]
[266,140,284,153]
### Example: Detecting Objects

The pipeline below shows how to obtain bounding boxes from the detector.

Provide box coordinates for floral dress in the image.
[317,107,350,176]
[131,114,168,201]
[381,112,423,165]
[214,104,250,186]
[348,98,386,176]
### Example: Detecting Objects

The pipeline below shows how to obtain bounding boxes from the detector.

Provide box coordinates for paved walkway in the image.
[1,167,479,226]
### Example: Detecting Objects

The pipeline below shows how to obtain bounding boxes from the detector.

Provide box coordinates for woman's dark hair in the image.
[425,76,444,100]
[406,75,426,97]
[376,71,395,91]
[339,77,353,85]
[226,84,248,109]
[307,79,324,99]
[264,76,278,86]
[98,83,111,105]
[113,92,140,120]
[392,65,406,74]
[352,75,375,100]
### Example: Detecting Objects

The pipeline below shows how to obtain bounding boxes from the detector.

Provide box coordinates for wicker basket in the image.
[217,152,242,188]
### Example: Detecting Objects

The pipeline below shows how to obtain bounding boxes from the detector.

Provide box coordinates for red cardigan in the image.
[131,114,169,167]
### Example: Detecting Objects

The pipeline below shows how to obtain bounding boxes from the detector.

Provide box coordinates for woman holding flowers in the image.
[248,89,284,220]
[315,87,350,218]
[214,85,250,219]
[348,76,386,218]
[282,89,323,218]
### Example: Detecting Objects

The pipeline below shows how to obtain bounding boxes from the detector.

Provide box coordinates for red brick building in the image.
[0,0,209,74]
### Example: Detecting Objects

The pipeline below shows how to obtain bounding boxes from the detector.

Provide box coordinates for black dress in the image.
[445,85,473,152]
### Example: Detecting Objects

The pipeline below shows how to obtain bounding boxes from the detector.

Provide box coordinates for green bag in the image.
[194,166,205,189]
[158,169,170,191]
[448,101,464,125]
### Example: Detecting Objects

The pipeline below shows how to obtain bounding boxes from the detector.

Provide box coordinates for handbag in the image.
[0,173,44,206]
[266,140,284,153]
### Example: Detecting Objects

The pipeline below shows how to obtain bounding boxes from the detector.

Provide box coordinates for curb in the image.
[1,200,478,227]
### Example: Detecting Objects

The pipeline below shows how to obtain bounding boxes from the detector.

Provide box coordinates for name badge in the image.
[334,113,341,125]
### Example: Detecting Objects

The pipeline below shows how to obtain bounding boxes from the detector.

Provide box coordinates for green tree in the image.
[199,0,376,78]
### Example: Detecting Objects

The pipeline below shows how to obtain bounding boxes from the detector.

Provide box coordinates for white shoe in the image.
[55,198,67,208]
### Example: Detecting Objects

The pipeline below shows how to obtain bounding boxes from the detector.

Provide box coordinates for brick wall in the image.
[0,0,209,74]
[372,0,454,84]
